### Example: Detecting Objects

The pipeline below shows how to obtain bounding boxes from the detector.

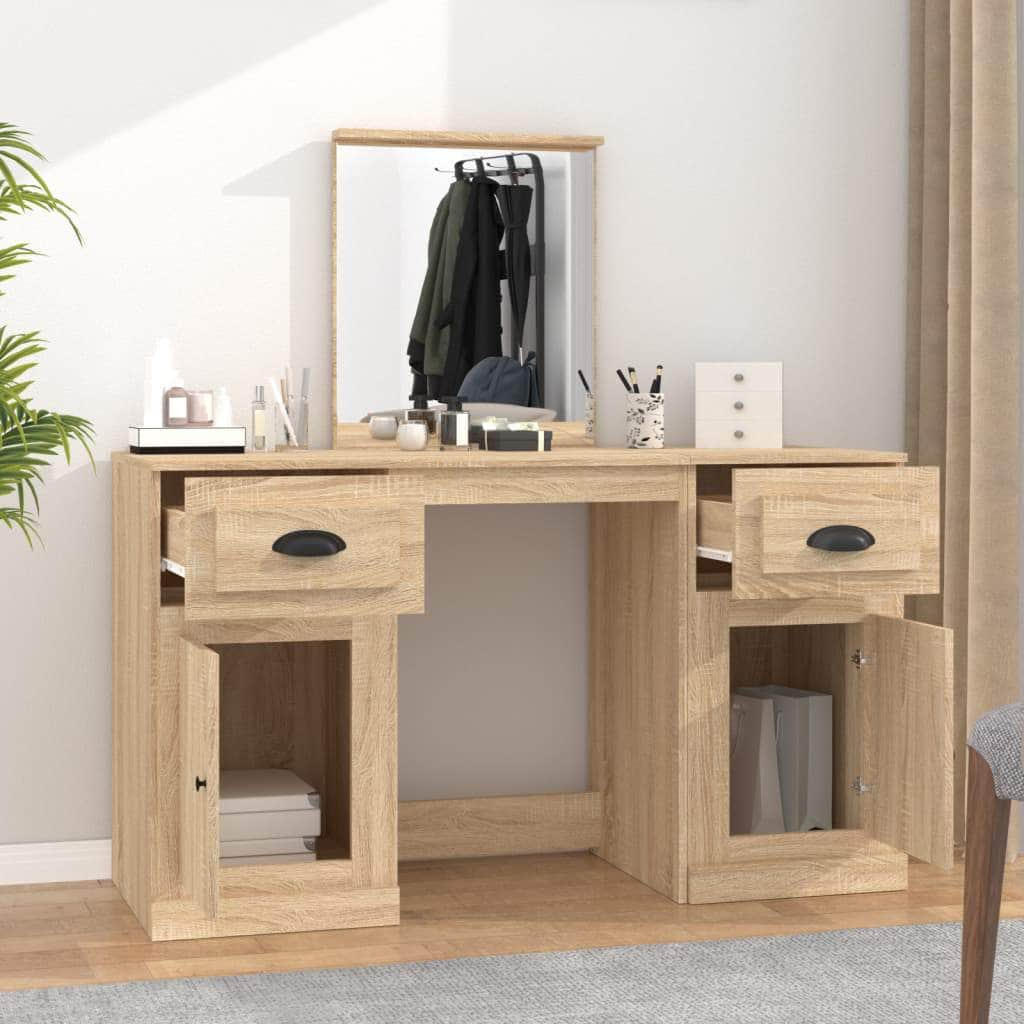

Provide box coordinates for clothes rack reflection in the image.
[423,152,546,402]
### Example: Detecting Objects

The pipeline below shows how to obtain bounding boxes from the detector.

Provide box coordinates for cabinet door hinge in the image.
[851,776,874,796]
[850,649,873,669]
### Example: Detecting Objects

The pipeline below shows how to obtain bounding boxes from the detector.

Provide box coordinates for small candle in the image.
[187,389,214,425]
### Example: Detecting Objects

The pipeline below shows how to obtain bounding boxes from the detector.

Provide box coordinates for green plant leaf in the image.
[0,506,40,547]
[0,123,79,240]
[0,122,93,547]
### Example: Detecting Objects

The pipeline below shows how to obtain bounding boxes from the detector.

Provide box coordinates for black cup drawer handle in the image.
[806,525,876,552]
[272,529,346,557]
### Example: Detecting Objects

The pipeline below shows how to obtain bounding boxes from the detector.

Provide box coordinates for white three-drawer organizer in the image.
[695,362,783,449]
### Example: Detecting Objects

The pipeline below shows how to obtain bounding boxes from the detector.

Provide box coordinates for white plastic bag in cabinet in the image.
[730,694,785,835]
[735,686,833,832]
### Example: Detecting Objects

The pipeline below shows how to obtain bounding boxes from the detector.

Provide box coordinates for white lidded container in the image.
[219,769,322,843]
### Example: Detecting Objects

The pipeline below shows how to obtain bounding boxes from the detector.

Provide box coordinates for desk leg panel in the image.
[589,498,685,902]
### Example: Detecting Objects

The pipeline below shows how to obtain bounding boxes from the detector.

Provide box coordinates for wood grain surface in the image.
[117,446,909,474]
[732,467,939,599]
[397,793,603,860]
[0,854,1016,992]
[862,615,955,869]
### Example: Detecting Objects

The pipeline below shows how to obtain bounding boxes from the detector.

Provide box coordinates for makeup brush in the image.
[577,369,592,396]
[651,365,663,394]
[627,367,639,394]
[616,369,633,393]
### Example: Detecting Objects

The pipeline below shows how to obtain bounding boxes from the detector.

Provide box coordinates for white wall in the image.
[0,0,908,844]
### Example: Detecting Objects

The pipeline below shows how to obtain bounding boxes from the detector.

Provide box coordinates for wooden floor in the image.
[1,852,1023,992]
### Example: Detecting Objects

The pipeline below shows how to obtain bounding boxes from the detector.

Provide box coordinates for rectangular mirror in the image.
[332,130,602,440]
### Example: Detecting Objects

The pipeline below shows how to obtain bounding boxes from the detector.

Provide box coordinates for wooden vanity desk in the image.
[112,435,953,940]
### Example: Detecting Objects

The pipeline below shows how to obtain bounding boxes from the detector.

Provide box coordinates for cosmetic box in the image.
[470,428,553,451]
[694,362,782,448]
[219,769,322,844]
[734,686,832,832]
[129,425,246,454]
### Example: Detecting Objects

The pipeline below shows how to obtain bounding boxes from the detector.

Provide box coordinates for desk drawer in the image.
[164,475,424,621]
[695,362,783,391]
[695,419,783,449]
[697,466,940,599]
[695,390,783,421]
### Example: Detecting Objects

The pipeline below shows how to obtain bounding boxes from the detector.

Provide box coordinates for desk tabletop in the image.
[114,432,907,473]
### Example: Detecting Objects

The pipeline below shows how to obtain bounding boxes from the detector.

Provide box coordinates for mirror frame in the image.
[331,128,604,446]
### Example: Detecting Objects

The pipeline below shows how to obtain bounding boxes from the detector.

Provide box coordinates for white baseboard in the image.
[0,839,112,886]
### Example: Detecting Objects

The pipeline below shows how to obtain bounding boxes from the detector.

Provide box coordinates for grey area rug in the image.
[4,920,1024,1023]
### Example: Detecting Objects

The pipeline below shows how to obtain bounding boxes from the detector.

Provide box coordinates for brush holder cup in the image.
[584,394,595,439]
[625,393,665,449]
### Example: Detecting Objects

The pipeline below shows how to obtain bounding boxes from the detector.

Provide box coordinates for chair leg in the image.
[960,746,1012,1024]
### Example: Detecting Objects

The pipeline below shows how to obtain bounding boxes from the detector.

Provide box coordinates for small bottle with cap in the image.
[251,385,267,452]
[406,395,437,436]
[439,396,470,450]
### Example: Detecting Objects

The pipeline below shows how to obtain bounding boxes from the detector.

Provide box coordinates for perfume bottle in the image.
[407,395,437,436]
[251,385,267,452]
[440,396,470,450]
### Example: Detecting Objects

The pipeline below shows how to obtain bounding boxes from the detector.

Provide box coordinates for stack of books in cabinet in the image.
[219,769,321,865]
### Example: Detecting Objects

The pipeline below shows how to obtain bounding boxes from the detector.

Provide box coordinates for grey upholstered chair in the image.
[960,703,1024,1023]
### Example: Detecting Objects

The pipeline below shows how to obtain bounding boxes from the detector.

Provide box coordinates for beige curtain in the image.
[906,0,1020,850]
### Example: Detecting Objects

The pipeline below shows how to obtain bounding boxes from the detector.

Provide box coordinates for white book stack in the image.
[219,769,321,866]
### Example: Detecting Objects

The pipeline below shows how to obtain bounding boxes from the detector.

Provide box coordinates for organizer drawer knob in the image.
[734,429,745,439]
[733,372,744,382]
[272,529,346,557]
[195,776,207,791]
[734,401,744,410]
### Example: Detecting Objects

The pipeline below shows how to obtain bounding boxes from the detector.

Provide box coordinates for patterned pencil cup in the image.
[625,393,665,449]
[584,394,595,438]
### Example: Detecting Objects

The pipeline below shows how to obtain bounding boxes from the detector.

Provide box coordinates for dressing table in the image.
[111,131,953,941]
[112,436,951,940]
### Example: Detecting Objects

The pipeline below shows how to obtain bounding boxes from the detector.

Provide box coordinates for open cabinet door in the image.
[180,638,220,917]
[862,616,954,869]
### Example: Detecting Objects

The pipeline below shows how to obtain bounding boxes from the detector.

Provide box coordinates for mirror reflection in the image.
[335,144,594,424]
